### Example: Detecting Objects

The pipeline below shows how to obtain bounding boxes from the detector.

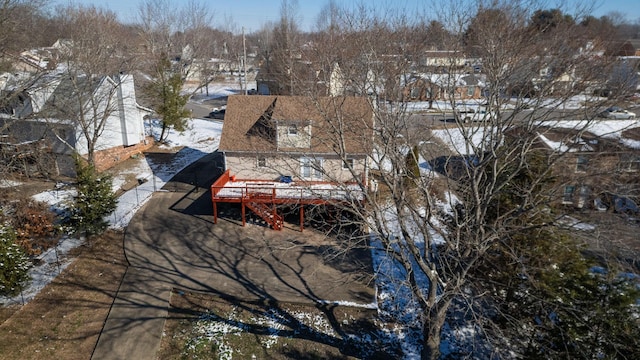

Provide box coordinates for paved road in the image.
[91,152,374,360]
[186,96,228,118]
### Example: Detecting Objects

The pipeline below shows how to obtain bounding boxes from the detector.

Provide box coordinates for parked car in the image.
[598,107,636,119]
[209,108,225,119]
[456,107,496,123]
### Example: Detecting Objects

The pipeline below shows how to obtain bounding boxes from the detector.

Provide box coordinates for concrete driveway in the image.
[91,152,375,360]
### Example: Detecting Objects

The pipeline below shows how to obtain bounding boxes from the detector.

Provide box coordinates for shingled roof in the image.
[219,95,373,155]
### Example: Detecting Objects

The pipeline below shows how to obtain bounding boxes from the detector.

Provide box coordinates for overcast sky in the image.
[52,0,640,33]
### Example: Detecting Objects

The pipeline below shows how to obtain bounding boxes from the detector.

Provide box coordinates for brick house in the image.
[428,122,640,213]
[402,73,483,102]
[536,125,640,211]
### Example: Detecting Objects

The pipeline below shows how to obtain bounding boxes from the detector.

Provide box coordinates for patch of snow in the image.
[109,118,223,229]
[31,187,76,215]
[556,215,596,231]
[5,113,224,306]
[0,179,22,188]
[0,236,83,306]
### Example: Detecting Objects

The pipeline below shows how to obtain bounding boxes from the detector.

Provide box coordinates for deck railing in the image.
[211,169,231,197]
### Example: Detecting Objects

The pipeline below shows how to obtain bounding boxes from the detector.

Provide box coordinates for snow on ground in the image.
[187,83,240,102]
[0,179,22,188]
[405,94,603,113]
[1,117,223,306]
[110,118,223,229]
[5,87,623,355]
[431,126,500,155]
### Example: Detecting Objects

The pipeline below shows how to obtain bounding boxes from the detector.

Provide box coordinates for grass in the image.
[0,230,127,360]
[158,291,403,360]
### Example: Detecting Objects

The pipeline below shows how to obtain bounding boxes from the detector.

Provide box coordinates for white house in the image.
[1,72,152,175]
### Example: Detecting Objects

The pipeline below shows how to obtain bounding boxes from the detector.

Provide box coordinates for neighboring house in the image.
[535,125,640,211]
[11,39,72,73]
[211,95,373,230]
[183,57,255,85]
[256,61,347,97]
[0,72,152,176]
[428,121,640,213]
[402,73,484,102]
[13,48,57,73]
[418,50,468,69]
[611,39,640,57]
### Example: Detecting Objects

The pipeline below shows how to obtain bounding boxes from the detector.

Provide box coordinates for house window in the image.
[619,154,640,172]
[467,86,475,97]
[563,185,575,204]
[577,186,589,208]
[300,157,323,179]
[576,155,588,172]
[288,125,298,135]
[342,158,354,169]
[257,156,266,168]
[410,86,421,99]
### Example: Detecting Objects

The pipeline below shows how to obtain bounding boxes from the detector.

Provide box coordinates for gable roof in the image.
[37,75,103,119]
[219,95,373,155]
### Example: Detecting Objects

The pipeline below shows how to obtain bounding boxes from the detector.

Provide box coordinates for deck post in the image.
[299,205,304,232]
[272,202,278,230]
[241,201,246,227]
[213,201,218,224]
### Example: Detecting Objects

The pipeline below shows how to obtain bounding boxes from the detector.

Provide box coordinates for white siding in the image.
[226,154,366,183]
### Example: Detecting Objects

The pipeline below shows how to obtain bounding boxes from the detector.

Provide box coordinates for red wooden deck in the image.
[211,170,365,231]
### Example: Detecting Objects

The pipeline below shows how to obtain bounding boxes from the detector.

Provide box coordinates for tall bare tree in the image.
[137,0,213,139]
[294,1,637,358]
[257,0,303,95]
[46,5,134,166]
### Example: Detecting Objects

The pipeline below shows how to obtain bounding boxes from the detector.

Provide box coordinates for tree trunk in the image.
[422,300,451,360]
[159,123,168,143]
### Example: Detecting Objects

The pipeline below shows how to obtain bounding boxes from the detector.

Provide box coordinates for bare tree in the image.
[137,0,214,140]
[257,0,303,95]
[293,1,637,358]
[44,5,135,166]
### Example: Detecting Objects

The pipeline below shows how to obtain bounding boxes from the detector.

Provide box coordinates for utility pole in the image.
[243,27,248,95]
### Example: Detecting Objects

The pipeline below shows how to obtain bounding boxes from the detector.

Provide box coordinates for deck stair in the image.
[245,199,283,230]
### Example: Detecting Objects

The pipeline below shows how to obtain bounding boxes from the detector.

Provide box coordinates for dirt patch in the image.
[158,291,401,360]
[0,230,127,360]
[0,179,62,202]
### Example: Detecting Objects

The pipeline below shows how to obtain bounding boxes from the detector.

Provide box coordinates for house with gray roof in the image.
[1,72,151,176]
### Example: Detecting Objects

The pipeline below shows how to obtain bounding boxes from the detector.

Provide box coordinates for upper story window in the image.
[257,156,266,168]
[563,185,575,204]
[342,158,354,169]
[288,125,298,136]
[619,154,640,172]
[467,86,475,97]
[576,155,588,172]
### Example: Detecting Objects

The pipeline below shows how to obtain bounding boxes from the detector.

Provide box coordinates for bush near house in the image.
[0,224,31,297]
[65,157,117,237]
[0,193,59,256]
